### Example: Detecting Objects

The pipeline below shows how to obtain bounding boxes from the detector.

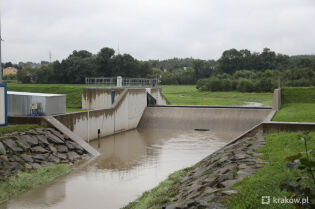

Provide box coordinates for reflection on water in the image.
[1,129,227,209]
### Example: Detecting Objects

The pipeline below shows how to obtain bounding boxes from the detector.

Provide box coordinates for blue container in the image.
[111,90,115,104]
[0,83,8,126]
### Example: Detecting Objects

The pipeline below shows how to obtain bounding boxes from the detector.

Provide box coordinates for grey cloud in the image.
[1,0,315,62]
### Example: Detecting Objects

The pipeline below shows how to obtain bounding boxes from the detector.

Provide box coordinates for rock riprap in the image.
[0,128,90,179]
[164,132,267,209]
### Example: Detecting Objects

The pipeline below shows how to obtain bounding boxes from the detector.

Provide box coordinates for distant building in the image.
[3,67,18,76]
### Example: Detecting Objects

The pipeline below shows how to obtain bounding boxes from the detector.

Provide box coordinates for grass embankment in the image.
[7,83,85,113]
[123,165,200,209]
[2,80,18,84]
[273,87,315,122]
[0,124,42,135]
[227,131,315,208]
[161,85,273,106]
[0,164,71,204]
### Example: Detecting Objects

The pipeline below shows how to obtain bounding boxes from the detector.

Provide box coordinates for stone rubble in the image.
[164,132,267,209]
[0,128,90,180]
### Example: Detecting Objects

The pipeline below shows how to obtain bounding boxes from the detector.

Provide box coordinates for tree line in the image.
[196,48,315,92]
[16,48,152,84]
[3,46,315,92]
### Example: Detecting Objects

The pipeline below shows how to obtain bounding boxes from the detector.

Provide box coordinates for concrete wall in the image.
[82,88,167,110]
[56,89,147,141]
[149,88,169,105]
[82,88,124,110]
[263,121,315,133]
[272,88,281,110]
[138,106,272,141]
[225,121,315,148]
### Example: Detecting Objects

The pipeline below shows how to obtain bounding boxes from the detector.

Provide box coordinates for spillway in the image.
[139,106,272,141]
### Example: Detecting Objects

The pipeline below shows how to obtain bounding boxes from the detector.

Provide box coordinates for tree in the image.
[217,49,243,74]
[96,47,115,76]
[4,62,13,68]
[193,59,208,81]
[260,48,276,70]
[111,54,139,77]
[69,50,93,59]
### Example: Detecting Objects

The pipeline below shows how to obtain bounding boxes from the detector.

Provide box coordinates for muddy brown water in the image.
[1,129,229,209]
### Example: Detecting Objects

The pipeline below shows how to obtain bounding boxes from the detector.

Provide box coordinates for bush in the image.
[233,70,255,79]
[207,77,223,91]
[291,78,311,87]
[254,78,275,92]
[196,79,208,90]
[161,72,179,85]
[3,74,17,80]
[237,78,255,92]
[196,65,315,93]
[231,79,238,90]
[217,73,231,80]
[197,78,235,92]
[221,79,232,91]
[17,68,31,83]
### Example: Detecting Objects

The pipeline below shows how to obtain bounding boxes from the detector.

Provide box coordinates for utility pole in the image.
[0,15,3,83]
[49,51,52,63]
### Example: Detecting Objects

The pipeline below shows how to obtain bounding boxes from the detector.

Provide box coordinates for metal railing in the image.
[85,77,159,88]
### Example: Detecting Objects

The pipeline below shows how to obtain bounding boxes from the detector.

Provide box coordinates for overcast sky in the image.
[1,0,315,63]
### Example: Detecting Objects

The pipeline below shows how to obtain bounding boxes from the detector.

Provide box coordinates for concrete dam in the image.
[50,87,274,143]
[3,86,277,209]
[139,106,272,141]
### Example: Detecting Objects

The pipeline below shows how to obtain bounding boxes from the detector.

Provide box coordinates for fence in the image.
[85,77,159,88]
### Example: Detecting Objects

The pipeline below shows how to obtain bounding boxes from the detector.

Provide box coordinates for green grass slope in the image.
[273,87,315,122]
[0,164,70,204]
[161,85,273,106]
[227,132,315,209]
[7,84,85,112]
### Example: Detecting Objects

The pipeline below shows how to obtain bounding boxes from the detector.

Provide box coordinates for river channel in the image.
[1,129,228,209]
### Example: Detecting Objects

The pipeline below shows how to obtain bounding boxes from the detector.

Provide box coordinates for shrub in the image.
[207,77,223,91]
[221,79,232,91]
[197,78,234,91]
[161,72,179,84]
[217,73,231,80]
[231,79,238,90]
[291,78,311,87]
[237,78,254,92]
[3,74,17,80]
[233,70,255,79]
[196,78,208,90]
[254,78,274,92]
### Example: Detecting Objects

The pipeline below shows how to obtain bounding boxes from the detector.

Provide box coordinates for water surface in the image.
[1,129,227,209]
